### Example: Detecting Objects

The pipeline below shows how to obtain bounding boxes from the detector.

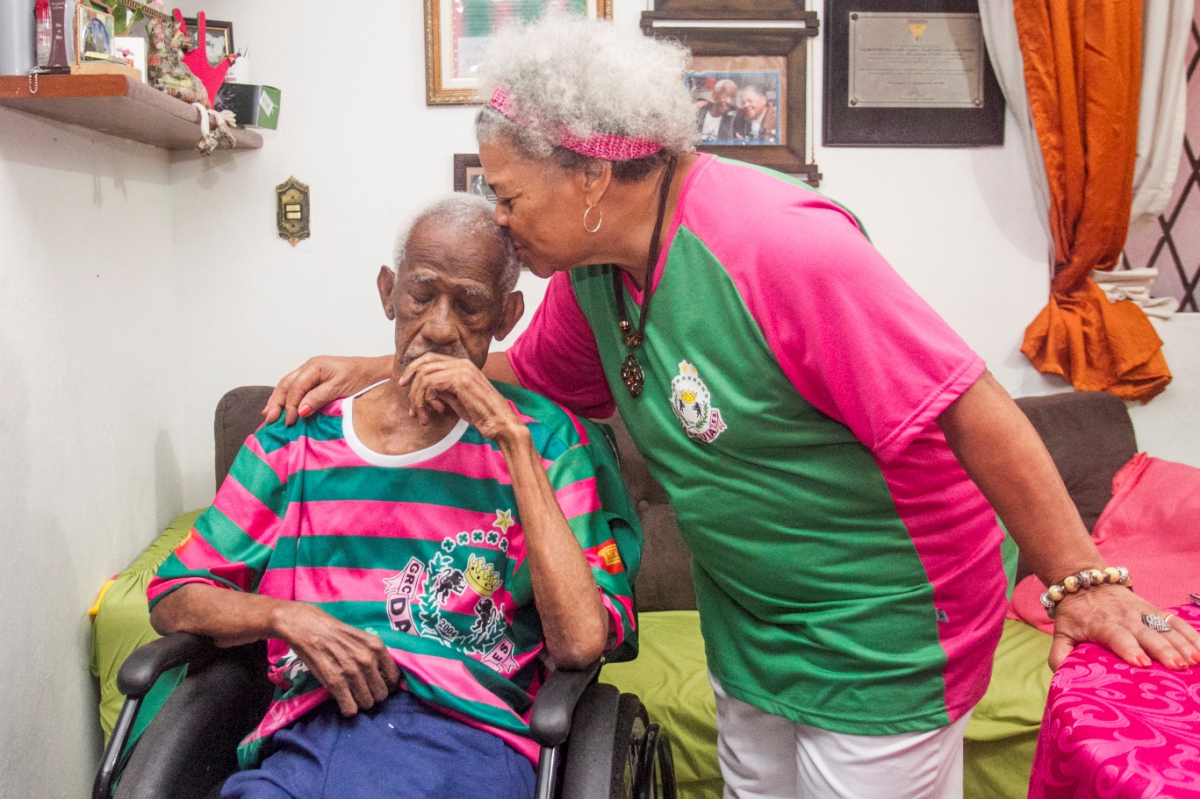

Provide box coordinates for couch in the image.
[91,387,1139,799]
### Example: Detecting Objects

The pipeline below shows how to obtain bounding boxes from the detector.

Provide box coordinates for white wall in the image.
[1,1,1198,795]
[0,114,183,795]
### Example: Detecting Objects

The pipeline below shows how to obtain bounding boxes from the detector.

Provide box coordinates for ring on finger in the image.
[1142,613,1172,633]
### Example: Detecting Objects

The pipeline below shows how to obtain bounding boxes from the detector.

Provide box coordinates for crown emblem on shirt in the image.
[465,554,502,597]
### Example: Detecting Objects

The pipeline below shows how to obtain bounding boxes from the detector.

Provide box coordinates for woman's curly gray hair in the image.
[476,15,697,183]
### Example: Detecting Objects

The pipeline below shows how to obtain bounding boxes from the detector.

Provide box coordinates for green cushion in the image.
[90,510,202,741]
[600,611,721,799]
[963,618,1053,799]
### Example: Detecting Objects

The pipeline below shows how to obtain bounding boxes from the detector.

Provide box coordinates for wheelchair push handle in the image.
[116,632,217,698]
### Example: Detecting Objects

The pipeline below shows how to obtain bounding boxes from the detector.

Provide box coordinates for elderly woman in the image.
[266,17,1198,799]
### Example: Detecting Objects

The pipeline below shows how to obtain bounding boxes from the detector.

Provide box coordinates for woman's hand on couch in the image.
[1050,585,1200,671]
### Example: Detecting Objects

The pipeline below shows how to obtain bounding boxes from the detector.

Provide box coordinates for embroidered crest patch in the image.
[669,360,726,443]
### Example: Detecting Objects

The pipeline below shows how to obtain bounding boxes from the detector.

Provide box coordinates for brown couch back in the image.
[213,387,1136,615]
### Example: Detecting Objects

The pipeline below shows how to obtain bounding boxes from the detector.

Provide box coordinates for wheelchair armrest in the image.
[528,658,603,747]
[117,632,218,698]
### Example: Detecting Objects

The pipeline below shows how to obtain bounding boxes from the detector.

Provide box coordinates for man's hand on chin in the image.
[400,354,527,446]
[271,602,402,716]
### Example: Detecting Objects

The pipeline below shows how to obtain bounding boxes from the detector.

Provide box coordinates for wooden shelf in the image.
[0,74,263,152]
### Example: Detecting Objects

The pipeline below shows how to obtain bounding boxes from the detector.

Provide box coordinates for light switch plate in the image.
[276,176,310,246]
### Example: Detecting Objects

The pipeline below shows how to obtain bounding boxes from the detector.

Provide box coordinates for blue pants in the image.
[222,691,536,799]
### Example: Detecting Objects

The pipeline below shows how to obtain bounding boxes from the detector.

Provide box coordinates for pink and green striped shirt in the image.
[148,380,640,768]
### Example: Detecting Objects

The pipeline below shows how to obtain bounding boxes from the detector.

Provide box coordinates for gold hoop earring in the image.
[583,205,603,234]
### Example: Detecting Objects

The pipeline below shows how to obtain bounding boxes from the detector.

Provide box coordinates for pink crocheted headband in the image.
[490,87,663,162]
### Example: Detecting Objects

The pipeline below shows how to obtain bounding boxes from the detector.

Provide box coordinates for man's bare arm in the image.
[151,584,401,715]
[403,354,608,668]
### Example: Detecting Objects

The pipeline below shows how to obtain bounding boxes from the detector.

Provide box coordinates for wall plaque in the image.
[824,0,1004,147]
[848,12,984,108]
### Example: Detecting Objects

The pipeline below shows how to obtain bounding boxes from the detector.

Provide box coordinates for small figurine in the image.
[175,10,235,109]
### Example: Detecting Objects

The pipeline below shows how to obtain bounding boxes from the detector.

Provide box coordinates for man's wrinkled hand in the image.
[273,602,401,716]
[1050,583,1200,671]
[399,354,526,445]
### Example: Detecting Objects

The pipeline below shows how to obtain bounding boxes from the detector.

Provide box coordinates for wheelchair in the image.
[93,632,676,799]
[92,385,674,798]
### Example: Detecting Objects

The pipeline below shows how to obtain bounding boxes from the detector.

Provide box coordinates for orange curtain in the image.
[1014,0,1171,402]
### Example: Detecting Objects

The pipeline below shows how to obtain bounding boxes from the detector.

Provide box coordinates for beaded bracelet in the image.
[1040,566,1131,620]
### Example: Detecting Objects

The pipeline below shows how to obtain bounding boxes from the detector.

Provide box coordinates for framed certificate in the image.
[424,0,613,106]
[823,0,1005,147]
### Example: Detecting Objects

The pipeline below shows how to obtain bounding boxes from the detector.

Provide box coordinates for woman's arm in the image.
[263,355,392,425]
[262,352,525,425]
[937,371,1200,670]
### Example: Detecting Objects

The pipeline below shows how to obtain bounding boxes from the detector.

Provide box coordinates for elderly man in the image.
[696,78,738,142]
[733,84,777,143]
[147,195,639,799]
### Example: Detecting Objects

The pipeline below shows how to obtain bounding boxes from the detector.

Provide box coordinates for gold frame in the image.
[425,0,613,106]
[75,3,116,62]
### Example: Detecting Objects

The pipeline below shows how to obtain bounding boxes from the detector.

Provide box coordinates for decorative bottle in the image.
[36,0,51,67]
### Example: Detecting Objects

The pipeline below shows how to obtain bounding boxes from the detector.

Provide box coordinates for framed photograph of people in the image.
[453,154,498,204]
[425,0,613,105]
[643,6,820,184]
[183,18,235,66]
[689,58,785,146]
[822,0,1004,146]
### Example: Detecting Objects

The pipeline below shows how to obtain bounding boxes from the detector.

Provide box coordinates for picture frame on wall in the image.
[453,154,498,204]
[642,0,820,184]
[183,17,235,66]
[689,58,785,146]
[425,0,613,106]
[822,0,1005,147]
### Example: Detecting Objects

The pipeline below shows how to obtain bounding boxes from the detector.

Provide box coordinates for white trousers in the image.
[710,675,971,799]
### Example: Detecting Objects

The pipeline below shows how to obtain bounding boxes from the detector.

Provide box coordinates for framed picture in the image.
[453,154,498,203]
[425,0,613,106]
[689,58,785,146]
[822,0,1004,147]
[183,17,235,66]
[643,11,820,183]
[75,3,116,62]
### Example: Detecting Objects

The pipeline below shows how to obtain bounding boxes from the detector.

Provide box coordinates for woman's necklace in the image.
[612,156,678,398]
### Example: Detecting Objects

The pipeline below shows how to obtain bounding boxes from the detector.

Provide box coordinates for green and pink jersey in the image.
[508,154,1013,736]
[147,381,640,768]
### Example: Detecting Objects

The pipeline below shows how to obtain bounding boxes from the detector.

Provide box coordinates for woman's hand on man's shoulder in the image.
[263,355,392,425]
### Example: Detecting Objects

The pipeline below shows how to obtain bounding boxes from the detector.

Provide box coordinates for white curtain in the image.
[1129,0,1194,229]
[977,0,1052,255]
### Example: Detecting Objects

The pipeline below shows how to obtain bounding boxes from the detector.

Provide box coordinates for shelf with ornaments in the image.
[0,73,263,153]
[1,3,261,154]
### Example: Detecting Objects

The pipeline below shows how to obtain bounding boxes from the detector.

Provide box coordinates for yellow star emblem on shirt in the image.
[493,509,515,533]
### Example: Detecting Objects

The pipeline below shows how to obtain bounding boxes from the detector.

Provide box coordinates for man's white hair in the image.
[393,194,520,296]
[475,15,697,179]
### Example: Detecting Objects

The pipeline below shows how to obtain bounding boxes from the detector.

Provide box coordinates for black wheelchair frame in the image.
[94,632,676,799]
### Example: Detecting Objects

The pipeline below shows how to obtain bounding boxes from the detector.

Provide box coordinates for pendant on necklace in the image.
[620,353,645,398]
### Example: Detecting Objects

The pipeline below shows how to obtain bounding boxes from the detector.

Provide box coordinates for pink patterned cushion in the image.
[1029,603,1200,799]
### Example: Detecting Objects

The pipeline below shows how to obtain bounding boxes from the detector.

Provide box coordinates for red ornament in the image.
[174,9,234,109]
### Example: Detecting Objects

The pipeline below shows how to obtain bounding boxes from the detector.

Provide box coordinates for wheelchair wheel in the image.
[560,687,647,799]
[634,722,677,799]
